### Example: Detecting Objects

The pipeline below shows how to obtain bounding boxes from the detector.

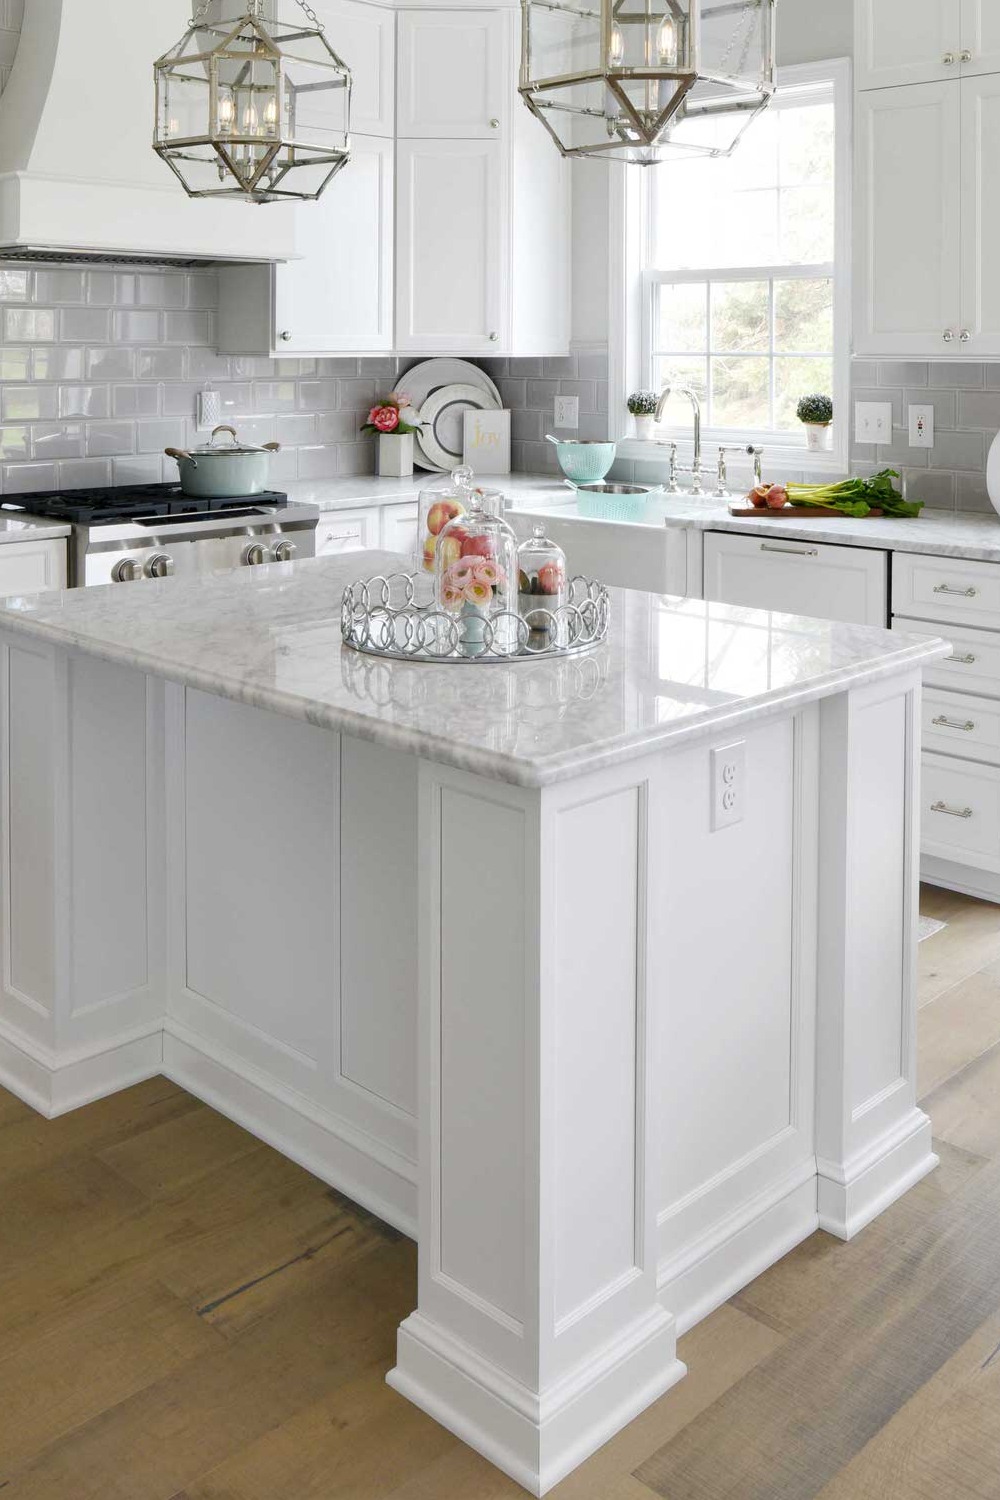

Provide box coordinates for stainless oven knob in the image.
[112,557,143,583]
[145,553,174,579]
[272,539,297,562]
[242,542,271,566]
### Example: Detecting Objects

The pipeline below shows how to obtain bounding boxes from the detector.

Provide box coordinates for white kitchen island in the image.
[0,552,948,1495]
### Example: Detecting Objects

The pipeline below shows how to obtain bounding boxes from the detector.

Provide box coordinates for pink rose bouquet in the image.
[360,391,423,437]
[441,554,507,612]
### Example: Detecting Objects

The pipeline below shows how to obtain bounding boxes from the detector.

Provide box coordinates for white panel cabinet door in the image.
[960,73,1000,355]
[381,502,419,557]
[273,134,393,353]
[395,138,506,352]
[325,0,395,136]
[855,0,962,89]
[0,539,67,596]
[854,83,962,358]
[315,507,380,555]
[961,0,1000,78]
[396,9,508,137]
[703,533,889,628]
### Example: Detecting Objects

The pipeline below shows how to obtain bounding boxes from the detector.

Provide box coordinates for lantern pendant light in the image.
[519,0,776,165]
[154,0,352,203]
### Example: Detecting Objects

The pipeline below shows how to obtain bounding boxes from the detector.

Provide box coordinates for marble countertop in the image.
[284,472,1000,563]
[0,549,949,787]
[0,510,71,544]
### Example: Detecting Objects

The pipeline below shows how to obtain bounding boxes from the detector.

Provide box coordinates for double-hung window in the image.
[637,60,849,464]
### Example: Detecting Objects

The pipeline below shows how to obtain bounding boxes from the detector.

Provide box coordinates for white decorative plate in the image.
[396,359,503,471]
[416,382,502,472]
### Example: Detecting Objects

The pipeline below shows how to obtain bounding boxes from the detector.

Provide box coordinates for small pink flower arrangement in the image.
[360,391,423,437]
[441,555,506,612]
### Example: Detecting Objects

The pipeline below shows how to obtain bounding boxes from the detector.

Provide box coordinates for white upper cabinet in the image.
[396,10,508,137]
[960,0,1000,77]
[327,0,395,135]
[960,72,1000,354]
[857,0,1000,88]
[856,0,961,89]
[854,83,962,356]
[396,137,505,351]
[218,134,394,355]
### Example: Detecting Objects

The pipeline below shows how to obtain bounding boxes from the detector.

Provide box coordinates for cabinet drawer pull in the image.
[931,715,976,731]
[760,542,818,557]
[943,51,956,64]
[930,800,974,819]
[325,529,361,543]
[933,583,978,596]
[946,651,977,664]
[961,49,973,62]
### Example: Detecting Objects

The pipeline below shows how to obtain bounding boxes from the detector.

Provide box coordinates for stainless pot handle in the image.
[210,424,239,447]
[164,446,195,467]
[263,441,281,452]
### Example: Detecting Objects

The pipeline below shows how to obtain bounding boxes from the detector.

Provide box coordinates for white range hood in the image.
[0,0,296,263]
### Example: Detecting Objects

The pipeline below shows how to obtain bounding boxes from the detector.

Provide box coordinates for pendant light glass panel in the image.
[154,4,351,203]
[519,0,774,165]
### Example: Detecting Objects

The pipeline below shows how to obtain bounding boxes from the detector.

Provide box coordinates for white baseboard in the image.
[162,1028,418,1237]
[0,1019,162,1118]
[921,854,1000,906]
[388,1308,684,1497]
[817,1108,938,1241]
[657,1162,819,1335]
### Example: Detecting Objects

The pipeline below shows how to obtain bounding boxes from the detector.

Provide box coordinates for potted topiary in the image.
[627,391,658,440]
[796,393,834,453]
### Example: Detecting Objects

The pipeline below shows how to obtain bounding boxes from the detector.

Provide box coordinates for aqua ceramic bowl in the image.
[547,436,617,484]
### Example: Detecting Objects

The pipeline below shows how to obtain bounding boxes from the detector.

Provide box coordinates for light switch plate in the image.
[854,401,892,445]
[711,740,745,831]
[196,389,222,432]
[908,403,934,448]
[554,395,579,430]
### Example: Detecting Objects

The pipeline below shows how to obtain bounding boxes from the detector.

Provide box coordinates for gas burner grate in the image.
[1,483,289,526]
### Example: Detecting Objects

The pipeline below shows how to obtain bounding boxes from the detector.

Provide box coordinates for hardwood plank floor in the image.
[0,882,998,1499]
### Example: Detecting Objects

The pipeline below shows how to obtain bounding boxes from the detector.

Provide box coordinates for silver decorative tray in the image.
[341,571,610,664]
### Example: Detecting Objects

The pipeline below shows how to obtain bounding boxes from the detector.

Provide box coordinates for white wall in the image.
[777,0,852,66]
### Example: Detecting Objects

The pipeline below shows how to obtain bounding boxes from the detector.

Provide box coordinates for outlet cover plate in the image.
[908,403,934,448]
[711,740,745,831]
[554,395,579,430]
[854,401,892,445]
[196,389,222,432]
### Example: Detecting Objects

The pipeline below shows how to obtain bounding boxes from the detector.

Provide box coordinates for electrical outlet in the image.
[908,403,935,448]
[711,740,745,832]
[554,395,579,430]
[196,389,222,432]
[854,401,893,445]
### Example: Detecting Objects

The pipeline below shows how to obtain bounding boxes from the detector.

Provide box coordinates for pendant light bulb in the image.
[264,94,279,129]
[656,14,677,65]
[217,95,235,133]
[609,24,625,65]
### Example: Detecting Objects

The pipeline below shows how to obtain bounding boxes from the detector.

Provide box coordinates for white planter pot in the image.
[378,432,414,477]
[633,414,656,440]
[804,423,832,453]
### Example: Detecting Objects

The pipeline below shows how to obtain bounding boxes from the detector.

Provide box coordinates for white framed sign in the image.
[463,409,511,474]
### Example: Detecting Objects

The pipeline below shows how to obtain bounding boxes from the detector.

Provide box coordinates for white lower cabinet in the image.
[922,752,1000,873]
[0,538,67,596]
[381,501,419,556]
[315,507,380,556]
[703,532,889,626]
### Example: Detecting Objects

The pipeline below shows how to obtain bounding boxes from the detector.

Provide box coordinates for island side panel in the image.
[390,758,682,1499]
[652,709,820,1334]
[0,636,163,1113]
[162,686,418,1234]
[815,668,934,1238]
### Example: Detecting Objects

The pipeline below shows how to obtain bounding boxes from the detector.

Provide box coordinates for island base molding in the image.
[0,634,934,1497]
[920,852,1000,906]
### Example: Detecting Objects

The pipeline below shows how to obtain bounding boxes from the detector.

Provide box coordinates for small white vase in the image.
[987,429,1000,518]
[378,432,414,477]
[804,423,832,453]
[633,413,656,440]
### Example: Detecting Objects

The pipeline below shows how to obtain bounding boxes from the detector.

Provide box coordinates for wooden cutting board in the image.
[727,504,885,518]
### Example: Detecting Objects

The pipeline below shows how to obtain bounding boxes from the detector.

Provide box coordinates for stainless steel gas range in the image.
[0,484,319,588]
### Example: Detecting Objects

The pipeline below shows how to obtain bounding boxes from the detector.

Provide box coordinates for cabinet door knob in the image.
[489,331,499,342]
[943,329,955,342]
[489,117,500,129]
[943,51,956,64]
[961,49,973,62]
[961,328,972,342]
[280,330,292,341]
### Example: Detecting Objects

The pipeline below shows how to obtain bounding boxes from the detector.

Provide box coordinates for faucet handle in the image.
[745,445,764,485]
